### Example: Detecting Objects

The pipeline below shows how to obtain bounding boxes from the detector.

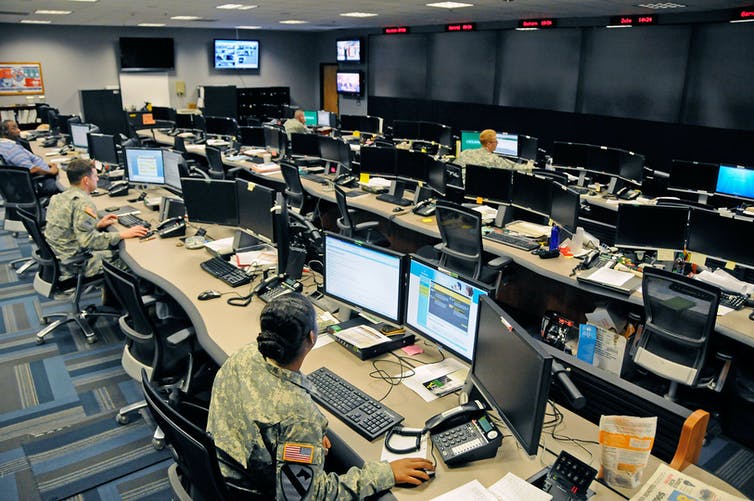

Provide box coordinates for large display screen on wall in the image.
[214,40,260,69]
[119,38,174,72]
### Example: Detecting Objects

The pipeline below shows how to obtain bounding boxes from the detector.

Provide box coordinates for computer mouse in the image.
[197,290,222,301]
[392,207,403,213]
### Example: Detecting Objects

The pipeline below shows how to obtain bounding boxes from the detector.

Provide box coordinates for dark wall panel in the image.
[496,29,581,112]
[682,23,754,131]
[427,31,496,104]
[579,26,690,122]
[368,34,428,99]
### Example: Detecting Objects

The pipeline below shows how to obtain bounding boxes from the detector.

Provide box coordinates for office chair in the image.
[334,185,389,246]
[16,208,120,344]
[204,146,226,180]
[633,267,731,401]
[142,371,262,500]
[280,160,316,216]
[172,138,210,180]
[0,166,47,275]
[434,201,511,287]
[102,261,197,439]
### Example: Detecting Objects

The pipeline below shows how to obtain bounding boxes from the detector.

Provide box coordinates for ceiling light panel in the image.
[340,12,379,18]
[35,10,72,15]
[426,2,474,8]
[637,3,686,9]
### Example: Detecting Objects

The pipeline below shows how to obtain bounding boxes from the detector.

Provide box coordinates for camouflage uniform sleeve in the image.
[71,198,121,251]
[275,418,394,501]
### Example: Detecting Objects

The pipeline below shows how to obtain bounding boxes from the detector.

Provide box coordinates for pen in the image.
[499,316,513,332]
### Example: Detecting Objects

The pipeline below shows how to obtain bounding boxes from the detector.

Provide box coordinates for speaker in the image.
[285,246,307,280]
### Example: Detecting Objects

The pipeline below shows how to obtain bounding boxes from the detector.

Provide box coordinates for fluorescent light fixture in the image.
[340,12,379,18]
[730,18,754,23]
[637,2,686,8]
[21,19,52,24]
[217,4,257,9]
[279,19,308,24]
[170,15,201,20]
[236,25,261,29]
[426,2,474,8]
[67,0,98,2]
[238,5,257,9]
[138,23,166,27]
[606,24,632,28]
[34,9,72,14]
[515,27,539,31]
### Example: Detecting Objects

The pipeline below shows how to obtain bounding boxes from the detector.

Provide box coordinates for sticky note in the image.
[657,249,675,262]
[359,173,370,183]
[725,261,736,270]
[689,252,707,266]
[401,344,423,356]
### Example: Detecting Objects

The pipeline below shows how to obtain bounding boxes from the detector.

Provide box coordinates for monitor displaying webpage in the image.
[125,148,165,185]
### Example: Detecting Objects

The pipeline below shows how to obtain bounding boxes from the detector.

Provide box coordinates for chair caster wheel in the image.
[41,317,51,325]
[152,438,165,450]
[116,414,130,425]
[35,337,45,345]
[86,336,97,344]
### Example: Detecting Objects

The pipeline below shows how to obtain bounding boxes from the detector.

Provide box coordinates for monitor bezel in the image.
[180,178,239,227]
[336,71,363,97]
[235,178,277,244]
[511,171,553,217]
[667,159,720,195]
[70,122,92,149]
[213,39,260,70]
[715,164,754,201]
[615,204,688,253]
[464,163,513,205]
[124,146,166,186]
[336,38,363,63]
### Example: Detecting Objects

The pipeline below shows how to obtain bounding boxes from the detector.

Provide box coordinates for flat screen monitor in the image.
[317,110,336,128]
[495,133,518,157]
[587,146,621,176]
[336,39,362,63]
[616,204,688,252]
[715,165,754,200]
[150,106,175,122]
[87,133,119,165]
[303,110,317,127]
[336,71,362,96]
[318,136,346,165]
[518,135,538,161]
[238,126,266,147]
[359,146,396,177]
[404,255,489,363]
[264,127,286,155]
[175,113,196,130]
[687,209,754,268]
[124,147,165,186]
[552,141,589,169]
[459,130,480,153]
[428,160,447,196]
[236,179,277,243]
[323,232,405,324]
[120,37,174,71]
[340,115,381,134]
[668,160,719,194]
[619,150,645,183]
[180,178,239,227]
[162,149,184,193]
[291,133,320,157]
[550,183,581,233]
[214,39,259,69]
[392,121,420,141]
[511,172,553,216]
[70,123,93,149]
[204,116,238,138]
[420,122,453,148]
[469,296,552,457]
[395,149,431,182]
[464,164,512,204]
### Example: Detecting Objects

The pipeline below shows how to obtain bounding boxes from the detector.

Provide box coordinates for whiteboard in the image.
[118,72,171,109]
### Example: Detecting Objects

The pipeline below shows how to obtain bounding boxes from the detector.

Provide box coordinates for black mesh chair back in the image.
[173,135,188,154]
[280,161,305,210]
[334,185,355,234]
[16,208,60,289]
[435,200,484,281]
[205,146,225,180]
[634,267,720,388]
[0,165,45,222]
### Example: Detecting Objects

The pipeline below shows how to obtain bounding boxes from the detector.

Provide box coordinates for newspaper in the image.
[329,324,391,348]
[599,415,657,489]
[630,463,747,501]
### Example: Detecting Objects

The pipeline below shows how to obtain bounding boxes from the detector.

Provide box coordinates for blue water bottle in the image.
[549,225,560,251]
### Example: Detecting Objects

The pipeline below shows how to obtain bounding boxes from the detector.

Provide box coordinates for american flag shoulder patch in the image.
[282,442,315,464]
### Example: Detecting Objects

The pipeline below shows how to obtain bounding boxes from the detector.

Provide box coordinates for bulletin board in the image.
[0,62,44,95]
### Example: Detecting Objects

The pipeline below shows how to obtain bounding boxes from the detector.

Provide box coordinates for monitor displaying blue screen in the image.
[125,147,165,185]
[716,165,754,200]
[404,256,489,363]
[459,130,480,153]
[495,132,518,157]
[303,110,317,126]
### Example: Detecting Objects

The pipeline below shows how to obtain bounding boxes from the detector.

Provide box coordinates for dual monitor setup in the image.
[551,141,646,186]
[323,232,553,457]
[459,130,539,161]
[668,159,754,203]
[359,146,446,205]
[303,110,338,128]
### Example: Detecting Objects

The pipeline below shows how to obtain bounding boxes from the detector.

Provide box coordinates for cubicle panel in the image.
[682,23,754,132]
[368,34,428,99]
[496,28,581,113]
[427,31,496,105]
[579,25,690,123]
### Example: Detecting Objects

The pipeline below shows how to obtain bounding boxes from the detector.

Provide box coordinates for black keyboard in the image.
[307,367,403,441]
[118,214,151,228]
[484,231,539,251]
[720,291,746,310]
[376,193,412,207]
[200,257,252,288]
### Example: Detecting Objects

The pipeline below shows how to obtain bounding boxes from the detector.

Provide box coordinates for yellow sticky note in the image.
[657,249,675,262]
[724,261,736,270]
[689,252,707,266]
[359,173,370,183]
[476,196,483,204]
[422,218,434,223]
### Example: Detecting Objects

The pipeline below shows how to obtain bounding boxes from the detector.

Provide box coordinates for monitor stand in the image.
[376,180,412,206]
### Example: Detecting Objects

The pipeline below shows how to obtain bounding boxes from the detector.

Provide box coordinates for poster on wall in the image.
[0,62,45,95]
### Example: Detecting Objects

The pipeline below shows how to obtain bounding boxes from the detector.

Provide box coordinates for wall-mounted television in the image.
[336,39,362,63]
[336,71,363,97]
[119,37,174,72]
[214,39,259,69]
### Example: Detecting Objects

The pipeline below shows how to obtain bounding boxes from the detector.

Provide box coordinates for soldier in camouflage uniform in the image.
[454,129,529,179]
[44,159,148,279]
[207,293,433,500]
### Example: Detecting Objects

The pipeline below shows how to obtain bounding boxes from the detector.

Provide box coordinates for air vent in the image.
[0,10,30,15]
[636,2,686,9]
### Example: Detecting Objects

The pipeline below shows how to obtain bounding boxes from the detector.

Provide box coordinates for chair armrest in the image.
[166,327,195,346]
[670,409,709,471]
[353,221,379,232]
[189,167,210,180]
[140,294,160,307]
[488,256,512,269]
[226,166,244,177]
[61,252,91,267]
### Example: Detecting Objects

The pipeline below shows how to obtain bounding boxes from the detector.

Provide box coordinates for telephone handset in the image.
[425,400,503,466]
[156,217,186,238]
[107,180,130,197]
[616,186,641,200]
[254,274,303,302]
[412,199,436,216]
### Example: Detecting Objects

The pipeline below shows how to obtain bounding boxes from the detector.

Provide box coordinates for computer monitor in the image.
[303,110,317,126]
[395,149,431,182]
[464,164,512,204]
[618,150,645,183]
[495,133,518,157]
[587,146,621,176]
[317,110,336,128]
[391,120,420,141]
[615,204,688,252]
[511,172,553,217]
[404,255,489,363]
[551,141,589,168]
[459,130,480,153]
[318,136,347,166]
[70,122,93,149]
[340,115,381,134]
[175,113,196,130]
[323,232,405,324]
[290,133,320,157]
[359,146,396,177]
[518,135,539,161]
[236,179,277,244]
[204,116,238,138]
[87,133,119,165]
[124,147,165,186]
[668,159,719,194]
[428,160,448,197]
[238,126,266,148]
[180,178,239,227]
[469,296,552,457]
[161,149,184,193]
[550,183,581,233]
[687,209,754,268]
[150,106,175,122]
[420,122,453,148]
[715,164,754,200]
[264,126,286,156]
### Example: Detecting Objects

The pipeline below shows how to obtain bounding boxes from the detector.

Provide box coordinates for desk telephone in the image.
[156,217,186,238]
[412,199,436,217]
[426,400,502,466]
[107,180,130,197]
[253,274,303,302]
[616,186,641,200]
